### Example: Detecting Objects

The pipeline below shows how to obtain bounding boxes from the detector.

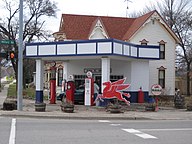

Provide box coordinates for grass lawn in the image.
[7,84,36,99]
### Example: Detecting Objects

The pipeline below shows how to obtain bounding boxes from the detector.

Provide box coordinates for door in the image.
[94,75,101,93]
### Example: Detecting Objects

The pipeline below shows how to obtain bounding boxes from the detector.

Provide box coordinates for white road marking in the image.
[98,120,110,123]
[9,118,16,144]
[135,133,157,139]
[110,124,121,126]
[122,128,158,139]
[122,128,140,133]
[140,128,192,131]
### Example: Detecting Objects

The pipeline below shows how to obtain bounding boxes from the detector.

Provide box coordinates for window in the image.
[159,40,166,59]
[74,75,86,88]
[57,68,63,86]
[158,69,165,88]
[110,75,124,82]
[160,44,165,59]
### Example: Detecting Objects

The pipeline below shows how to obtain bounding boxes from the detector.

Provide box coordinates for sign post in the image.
[151,84,162,111]
[17,0,23,111]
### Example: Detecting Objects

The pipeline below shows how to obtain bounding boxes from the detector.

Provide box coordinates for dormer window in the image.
[140,39,149,45]
[158,40,166,59]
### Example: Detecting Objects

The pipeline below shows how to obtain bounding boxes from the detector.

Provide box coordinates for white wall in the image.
[130,61,149,91]
[110,59,131,84]
[67,59,100,76]
[65,59,150,92]
[130,20,176,95]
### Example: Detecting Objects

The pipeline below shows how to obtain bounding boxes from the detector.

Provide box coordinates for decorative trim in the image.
[158,40,167,44]
[140,39,149,45]
[157,66,167,70]
[89,18,109,39]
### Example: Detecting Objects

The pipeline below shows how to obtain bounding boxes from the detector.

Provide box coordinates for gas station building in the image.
[25,10,180,105]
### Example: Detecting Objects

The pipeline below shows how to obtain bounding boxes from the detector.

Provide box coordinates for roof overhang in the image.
[25,39,160,61]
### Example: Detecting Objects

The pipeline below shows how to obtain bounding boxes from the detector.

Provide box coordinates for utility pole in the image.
[0,45,1,92]
[17,0,23,111]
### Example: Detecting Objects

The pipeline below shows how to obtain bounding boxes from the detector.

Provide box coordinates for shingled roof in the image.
[54,10,180,42]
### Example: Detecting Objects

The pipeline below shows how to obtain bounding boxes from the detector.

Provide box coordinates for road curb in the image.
[0,113,151,120]
[0,110,153,120]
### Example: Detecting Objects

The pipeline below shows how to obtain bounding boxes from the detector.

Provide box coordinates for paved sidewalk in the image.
[0,84,9,110]
[0,85,192,120]
[1,99,192,120]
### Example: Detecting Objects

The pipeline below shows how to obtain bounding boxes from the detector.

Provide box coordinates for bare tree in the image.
[131,0,192,95]
[0,0,58,88]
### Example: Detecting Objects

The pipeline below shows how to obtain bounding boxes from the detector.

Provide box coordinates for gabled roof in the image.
[54,10,180,43]
[88,17,109,39]
[123,11,154,40]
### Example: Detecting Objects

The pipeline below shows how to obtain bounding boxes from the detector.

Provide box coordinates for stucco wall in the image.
[67,59,100,76]
[65,59,149,92]
[130,60,149,91]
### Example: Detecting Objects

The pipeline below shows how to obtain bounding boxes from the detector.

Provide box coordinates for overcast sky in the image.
[0,0,157,33]
[49,0,156,32]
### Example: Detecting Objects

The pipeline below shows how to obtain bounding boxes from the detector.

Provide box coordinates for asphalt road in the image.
[1,117,192,144]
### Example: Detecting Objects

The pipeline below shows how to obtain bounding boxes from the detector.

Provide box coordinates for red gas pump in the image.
[65,75,75,104]
[49,66,56,104]
[84,71,94,106]
[138,87,144,103]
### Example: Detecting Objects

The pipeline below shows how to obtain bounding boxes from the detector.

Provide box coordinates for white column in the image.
[55,67,58,86]
[35,59,44,103]
[63,61,69,81]
[101,57,110,92]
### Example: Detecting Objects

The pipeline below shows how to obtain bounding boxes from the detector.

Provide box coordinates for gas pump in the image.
[65,75,75,103]
[84,71,94,106]
[49,65,56,104]
[138,87,144,103]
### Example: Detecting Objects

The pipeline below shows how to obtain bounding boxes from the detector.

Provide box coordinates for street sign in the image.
[0,40,14,45]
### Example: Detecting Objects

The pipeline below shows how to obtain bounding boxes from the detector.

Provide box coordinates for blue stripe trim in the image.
[96,42,98,54]
[122,43,124,55]
[25,53,160,60]
[124,91,149,103]
[75,43,78,55]
[55,44,57,55]
[36,91,44,103]
[137,46,139,58]
[37,45,39,56]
